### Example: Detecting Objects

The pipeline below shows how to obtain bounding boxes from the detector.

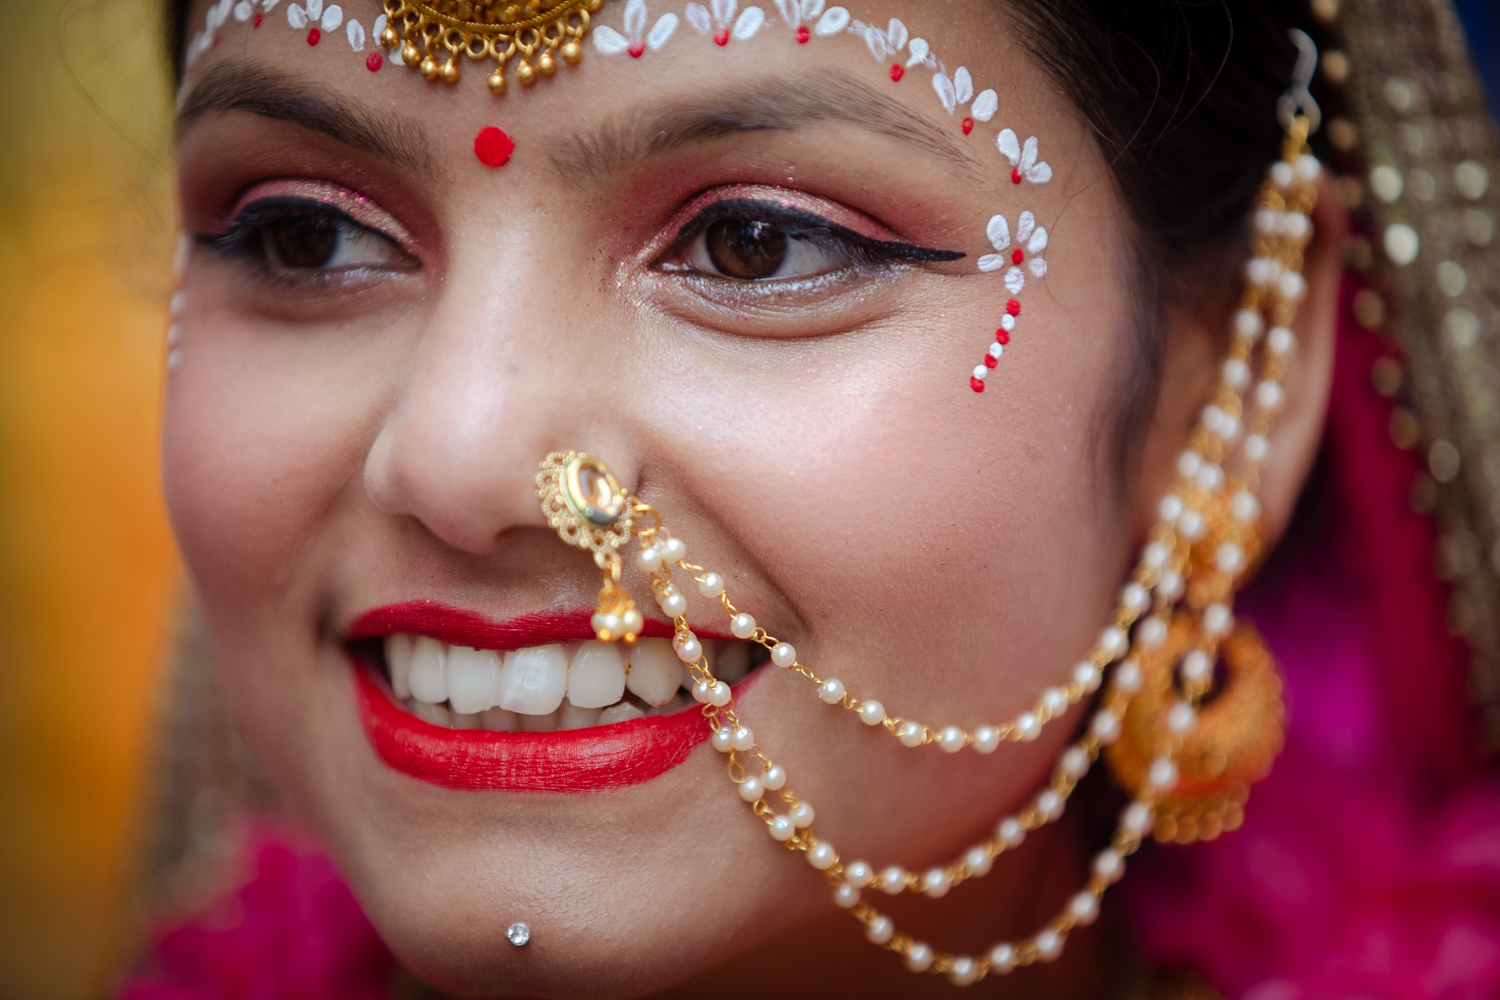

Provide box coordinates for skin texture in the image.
[167,1,1347,995]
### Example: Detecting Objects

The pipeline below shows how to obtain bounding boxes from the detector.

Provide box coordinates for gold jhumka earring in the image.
[535,98,1320,998]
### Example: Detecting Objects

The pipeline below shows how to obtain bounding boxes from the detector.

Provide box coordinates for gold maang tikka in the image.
[535,450,647,644]
[379,0,604,95]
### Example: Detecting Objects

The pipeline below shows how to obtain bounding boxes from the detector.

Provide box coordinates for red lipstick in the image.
[348,603,727,793]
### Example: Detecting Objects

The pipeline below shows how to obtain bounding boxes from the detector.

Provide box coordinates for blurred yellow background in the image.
[0,1,179,997]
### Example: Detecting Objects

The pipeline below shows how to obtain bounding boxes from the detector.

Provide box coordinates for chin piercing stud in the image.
[506,922,531,947]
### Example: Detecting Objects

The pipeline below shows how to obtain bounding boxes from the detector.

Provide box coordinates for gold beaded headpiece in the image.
[379,0,604,95]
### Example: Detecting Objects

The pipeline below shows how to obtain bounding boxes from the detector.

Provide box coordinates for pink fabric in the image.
[117,828,392,1000]
[1127,275,1500,998]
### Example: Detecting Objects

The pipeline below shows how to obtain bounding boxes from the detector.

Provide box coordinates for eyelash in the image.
[200,197,413,287]
[661,198,962,279]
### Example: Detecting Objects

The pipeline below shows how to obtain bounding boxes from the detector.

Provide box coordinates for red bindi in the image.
[366,52,384,72]
[796,25,810,43]
[890,63,904,82]
[628,41,645,57]
[962,117,974,135]
[474,127,515,168]
[1011,248,1025,266]
[714,28,729,45]
[307,27,321,45]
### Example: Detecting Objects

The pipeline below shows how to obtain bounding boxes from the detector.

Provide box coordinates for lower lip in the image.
[353,668,715,793]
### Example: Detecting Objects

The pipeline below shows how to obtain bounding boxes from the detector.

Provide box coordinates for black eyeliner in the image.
[674,198,965,264]
[198,196,356,256]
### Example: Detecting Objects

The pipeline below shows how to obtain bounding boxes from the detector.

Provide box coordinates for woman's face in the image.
[166,1,1284,994]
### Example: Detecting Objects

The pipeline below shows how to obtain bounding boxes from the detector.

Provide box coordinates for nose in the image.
[363,263,636,555]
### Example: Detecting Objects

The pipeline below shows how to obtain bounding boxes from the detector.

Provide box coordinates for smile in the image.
[347,603,764,792]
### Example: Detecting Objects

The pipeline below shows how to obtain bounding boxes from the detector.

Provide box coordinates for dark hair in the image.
[166,0,1326,479]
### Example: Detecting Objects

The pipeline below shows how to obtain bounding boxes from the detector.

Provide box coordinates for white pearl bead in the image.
[897,720,926,747]
[770,642,797,668]
[844,860,873,888]
[1014,712,1041,742]
[769,815,796,841]
[1156,568,1184,600]
[1278,271,1306,301]
[1223,357,1250,389]
[1180,649,1211,684]
[807,841,838,870]
[833,883,861,908]
[692,679,712,703]
[880,866,907,894]
[1177,508,1205,540]
[922,867,951,898]
[1073,661,1102,693]
[1035,927,1063,961]
[989,942,1016,972]
[1148,757,1179,791]
[1137,617,1168,648]
[1120,582,1149,613]
[1093,848,1124,883]
[949,957,977,986]
[1060,746,1089,778]
[1042,686,1069,715]
[937,725,966,753]
[675,637,702,663]
[1036,789,1063,820]
[866,916,894,945]
[1167,702,1197,734]
[708,681,732,707]
[1233,308,1262,337]
[729,613,757,639]
[1203,603,1233,637]
[661,537,687,563]
[1091,709,1121,745]
[622,608,644,634]
[965,845,992,877]
[1157,494,1184,523]
[696,572,725,598]
[1231,490,1262,522]
[790,802,815,828]
[730,725,755,751]
[636,546,662,573]
[711,728,734,753]
[1244,433,1269,462]
[761,764,787,791]
[973,726,1001,754]
[1114,660,1143,694]
[904,942,934,972]
[1121,801,1155,837]
[858,700,886,726]
[1069,891,1099,926]
[738,776,764,802]
[659,592,688,618]
[1215,542,1244,574]
[1256,380,1285,410]
[997,817,1025,849]
[1177,449,1202,477]
[1142,541,1170,569]
[1268,326,1296,355]
[1099,626,1127,657]
[1293,153,1321,182]
[1217,414,1240,440]
[818,678,846,704]
[1195,462,1224,491]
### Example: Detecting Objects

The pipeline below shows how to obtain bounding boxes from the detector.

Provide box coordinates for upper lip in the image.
[346,602,714,650]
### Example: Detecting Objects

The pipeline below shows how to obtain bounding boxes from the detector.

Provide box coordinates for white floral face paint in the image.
[185,0,391,74]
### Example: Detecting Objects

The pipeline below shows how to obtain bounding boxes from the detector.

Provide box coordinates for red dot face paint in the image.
[796,25,810,43]
[366,52,384,72]
[970,376,985,393]
[889,63,904,82]
[307,26,321,45]
[962,117,974,135]
[474,127,515,168]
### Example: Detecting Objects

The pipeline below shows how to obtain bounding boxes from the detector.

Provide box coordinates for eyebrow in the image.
[176,61,434,174]
[546,68,980,184]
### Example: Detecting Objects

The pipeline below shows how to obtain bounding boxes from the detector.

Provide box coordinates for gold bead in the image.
[441,59,460,84]
[402,42,421,66]
[380,27,400,50]
[487,68,507,94]
[537,50,556,77]
[515,59,536,85]
[560,40,582,64]
[419,56,438,80]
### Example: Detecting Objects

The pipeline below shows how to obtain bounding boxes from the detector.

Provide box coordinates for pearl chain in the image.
[593,120,1318,985]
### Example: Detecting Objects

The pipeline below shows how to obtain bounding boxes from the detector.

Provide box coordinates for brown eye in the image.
[704,218,789,279]
[263,214,340,268]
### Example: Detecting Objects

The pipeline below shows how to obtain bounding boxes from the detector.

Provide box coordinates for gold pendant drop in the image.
[536,451,645,644]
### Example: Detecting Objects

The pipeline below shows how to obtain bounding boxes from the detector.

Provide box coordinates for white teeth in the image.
[408,637,448,704]
[567,641,627,709]
[599,701,647,725]
[409,699,452,727]
[558,700,602,730]
[625,638,682,706]
[480,707,519,732]
[498,644,568,715]
[716,640,750,684]
[519,709,560,732]
[446,646,502,715]
[387,634,414,700]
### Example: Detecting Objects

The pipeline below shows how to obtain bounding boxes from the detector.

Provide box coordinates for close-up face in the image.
[163,0,1342,995]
